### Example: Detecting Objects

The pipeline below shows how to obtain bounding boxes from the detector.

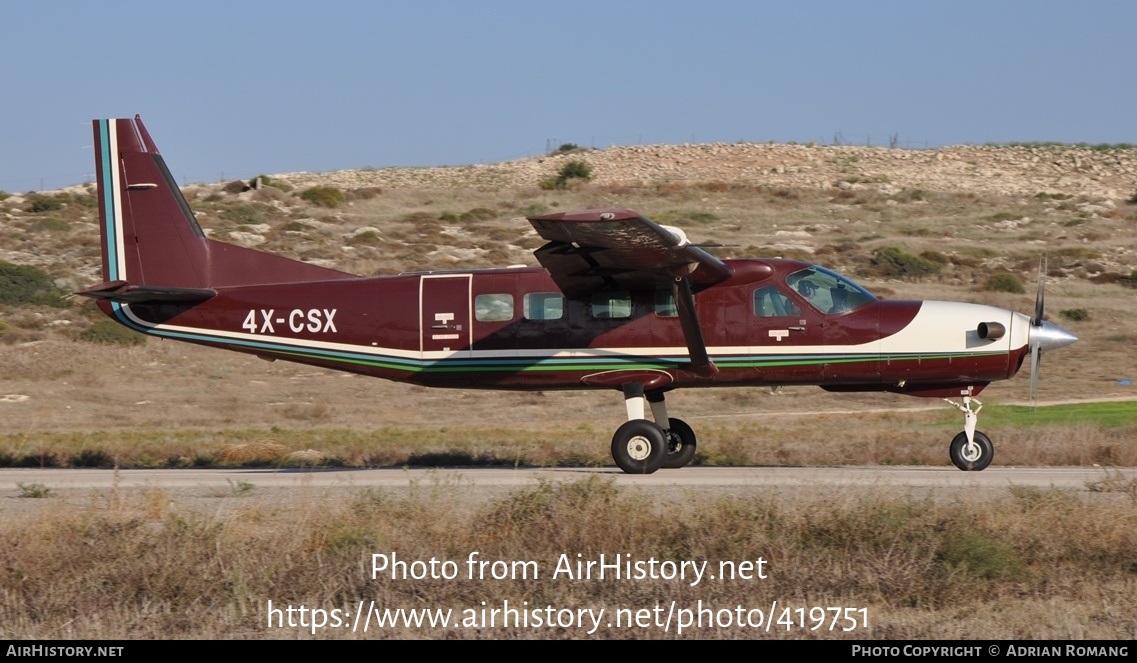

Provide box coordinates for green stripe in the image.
[269,348,1003,375]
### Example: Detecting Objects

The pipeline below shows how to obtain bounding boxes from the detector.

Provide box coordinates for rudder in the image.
[93,116,210,288]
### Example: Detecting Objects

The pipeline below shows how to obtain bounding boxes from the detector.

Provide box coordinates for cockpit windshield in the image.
[786,266,875,314]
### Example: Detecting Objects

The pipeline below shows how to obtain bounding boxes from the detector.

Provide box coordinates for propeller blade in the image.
[1032,255,1047,326]
[1029,343,1041,404]
[1029,255,1046,403]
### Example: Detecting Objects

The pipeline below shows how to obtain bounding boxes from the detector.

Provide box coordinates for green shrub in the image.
[346,230,382,247]
[16,482,52,498]
[26,195,65,213]
[539,160,593,190]
[300,186,346,208]
[0,261,68,307]
[78,319,146,346]
[1053,247,1102,260]
[1060,308,1090,322]
[439,207,501,224]
[249,175,293,192]
[220,202,267,225]
[466,207,498,221]
[281,220,312,232]
[1090,271,1137,288]
[985,273,1026,294]
[560,160,592,180]
[870,247,941,279]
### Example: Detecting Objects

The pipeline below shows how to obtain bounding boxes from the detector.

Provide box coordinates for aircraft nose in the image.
[1031,320,1078,352]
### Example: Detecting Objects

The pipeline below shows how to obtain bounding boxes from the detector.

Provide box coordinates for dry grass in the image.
[216,442,289,464]
[1,477,1134,639]
[4,406,1135,470]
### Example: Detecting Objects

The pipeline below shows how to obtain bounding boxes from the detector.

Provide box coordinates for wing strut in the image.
[672,276,717,377]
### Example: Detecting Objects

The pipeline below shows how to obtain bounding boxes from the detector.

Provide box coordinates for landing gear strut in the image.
[612,384,698,474]
[944,393,993,471]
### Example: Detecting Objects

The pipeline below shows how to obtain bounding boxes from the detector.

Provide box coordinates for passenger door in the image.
[420,274,471,356]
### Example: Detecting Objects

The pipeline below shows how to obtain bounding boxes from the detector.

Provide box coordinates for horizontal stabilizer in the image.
[77,280,216,304]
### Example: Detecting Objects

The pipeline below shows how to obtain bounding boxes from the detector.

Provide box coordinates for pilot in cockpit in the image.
[797,279,818,300]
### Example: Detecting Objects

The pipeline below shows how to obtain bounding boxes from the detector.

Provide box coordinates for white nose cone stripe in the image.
[882,301,1027,355]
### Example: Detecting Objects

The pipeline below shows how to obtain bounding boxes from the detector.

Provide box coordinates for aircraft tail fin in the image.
[89,116,354,293]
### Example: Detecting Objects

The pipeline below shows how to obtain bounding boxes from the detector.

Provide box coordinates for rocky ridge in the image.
[274,142,1137,200]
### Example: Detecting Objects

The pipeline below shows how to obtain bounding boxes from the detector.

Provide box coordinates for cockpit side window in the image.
[785,266,875,314]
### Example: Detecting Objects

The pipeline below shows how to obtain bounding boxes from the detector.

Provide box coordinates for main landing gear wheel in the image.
[611,420,667,474]
[950,431,993,471]
[661,418,697,469]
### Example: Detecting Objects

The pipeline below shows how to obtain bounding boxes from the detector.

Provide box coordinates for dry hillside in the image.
[278,141,1137,199]
[1,140,1136,438]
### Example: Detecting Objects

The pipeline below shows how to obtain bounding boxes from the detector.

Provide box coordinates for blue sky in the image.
[3,1,1134,192]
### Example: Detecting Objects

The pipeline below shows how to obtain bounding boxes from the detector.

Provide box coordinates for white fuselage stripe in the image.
[115,303,1017,364]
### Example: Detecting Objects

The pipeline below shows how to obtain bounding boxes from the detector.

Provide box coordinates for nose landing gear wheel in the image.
[950,431,993,471]
[611,420,667,474]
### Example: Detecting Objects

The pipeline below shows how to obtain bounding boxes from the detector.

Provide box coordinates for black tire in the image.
[611,420,667,474]
[949,431,994,471]
[661,418,697,469]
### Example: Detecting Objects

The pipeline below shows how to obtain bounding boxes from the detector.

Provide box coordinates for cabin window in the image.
[524,292,564,320]
[591,291,632,319]
[753,286,800,318]
[654,291,678,317]
[474,293,514,322]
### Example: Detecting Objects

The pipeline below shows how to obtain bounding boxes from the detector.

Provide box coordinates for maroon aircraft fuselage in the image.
[97,258,1027,397]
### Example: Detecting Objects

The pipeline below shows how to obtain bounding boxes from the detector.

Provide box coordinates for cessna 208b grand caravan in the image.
[80,116,1078,474]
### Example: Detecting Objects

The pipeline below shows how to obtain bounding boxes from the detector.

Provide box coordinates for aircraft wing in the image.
[527,208,733,299]
[528,208,730,377]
